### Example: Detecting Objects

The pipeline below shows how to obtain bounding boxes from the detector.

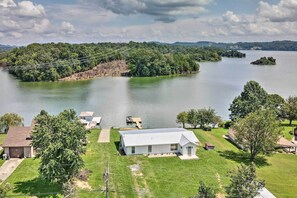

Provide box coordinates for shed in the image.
[205,143,215,150]
[2,126,34,158]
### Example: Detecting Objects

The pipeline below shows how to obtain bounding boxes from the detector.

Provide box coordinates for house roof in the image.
[277,137,297,147]
[119,128,199,147]
[2,126,32,147]
[256,187,276,198]
[79,111,94,117]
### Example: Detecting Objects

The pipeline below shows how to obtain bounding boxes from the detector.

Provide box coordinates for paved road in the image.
[98,128,110,143]
[0,158,23,183]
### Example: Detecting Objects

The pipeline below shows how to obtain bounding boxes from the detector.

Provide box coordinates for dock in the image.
[126,116,142,129]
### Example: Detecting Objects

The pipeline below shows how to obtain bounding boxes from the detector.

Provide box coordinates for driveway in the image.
[0,158,23,183]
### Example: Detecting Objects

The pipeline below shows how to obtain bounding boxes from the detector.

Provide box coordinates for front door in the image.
[187,146,192,156]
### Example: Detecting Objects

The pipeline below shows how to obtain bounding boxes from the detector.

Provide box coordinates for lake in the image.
[0,50,296,128]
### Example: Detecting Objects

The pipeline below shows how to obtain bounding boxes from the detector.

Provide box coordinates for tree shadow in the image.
[218,150,270,167]
[13,177,62,197]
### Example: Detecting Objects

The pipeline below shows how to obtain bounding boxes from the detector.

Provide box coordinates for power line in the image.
[3,46,134,72]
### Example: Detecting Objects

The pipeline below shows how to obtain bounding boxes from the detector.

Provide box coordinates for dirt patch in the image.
[74,180,92,190]
[60,60,129,81]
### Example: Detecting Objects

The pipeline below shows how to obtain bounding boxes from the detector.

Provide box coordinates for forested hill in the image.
[0,44,15,52]
[173,40,297,51]
[0,42,245,82]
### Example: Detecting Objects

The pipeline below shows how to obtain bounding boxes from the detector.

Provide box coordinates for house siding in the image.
[124,144,185,155]
[181,143,197,156]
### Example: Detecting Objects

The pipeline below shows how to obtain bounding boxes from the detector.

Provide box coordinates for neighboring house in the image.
[2,126,34,158]
[228,129,297,152]
[256,187,276,198]
[227,128,244,149]
[119,128,199,159]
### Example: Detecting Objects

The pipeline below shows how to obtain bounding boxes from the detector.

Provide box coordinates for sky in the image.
[0,0,296,45]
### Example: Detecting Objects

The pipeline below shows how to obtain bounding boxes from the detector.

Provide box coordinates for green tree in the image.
[31,109,88,183]
[0,113,24,133]
[196,181,216,198]
[187,109,199,128]
[226,163,265,198]
[233,109,281,161]
[197,108,220,130]
[229,81,269,120]
[176,111,188,128]
[282,96,297,125]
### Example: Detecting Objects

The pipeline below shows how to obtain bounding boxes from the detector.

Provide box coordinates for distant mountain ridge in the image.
[172,40,297,51]
[0,44,15,52]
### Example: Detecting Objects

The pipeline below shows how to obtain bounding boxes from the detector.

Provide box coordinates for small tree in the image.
[0,113,24,133]
[233,109,281,161]
[31,109,88,183]
[176,111,188,128]
[282,96,297,125]
[187,109,199,128]
[197,108,220,130]
[196,181,216,198]
[226,163,265,198]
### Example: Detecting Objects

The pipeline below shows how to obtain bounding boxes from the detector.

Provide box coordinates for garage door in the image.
[9,147,24,158]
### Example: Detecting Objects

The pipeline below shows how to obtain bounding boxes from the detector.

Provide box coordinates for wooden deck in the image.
[126,116,142,129]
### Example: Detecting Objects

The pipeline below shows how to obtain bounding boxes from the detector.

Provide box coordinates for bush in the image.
[202,126,212,131]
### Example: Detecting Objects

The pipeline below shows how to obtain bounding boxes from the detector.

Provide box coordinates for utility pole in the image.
[103,162,109,198]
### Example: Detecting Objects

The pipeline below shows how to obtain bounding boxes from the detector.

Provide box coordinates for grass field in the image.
[3,159,62,197]
[3,128,297,198]
[281,120,297,140]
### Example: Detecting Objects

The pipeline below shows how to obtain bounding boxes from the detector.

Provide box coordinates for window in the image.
[131,146,135,154]
[170,144,178,151]
[148,145,152,153]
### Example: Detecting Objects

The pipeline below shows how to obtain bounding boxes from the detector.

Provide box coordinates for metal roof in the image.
[79,111,94,117]
[119,128,199,147]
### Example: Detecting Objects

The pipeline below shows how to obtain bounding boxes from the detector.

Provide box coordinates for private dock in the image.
[126,116,142,129]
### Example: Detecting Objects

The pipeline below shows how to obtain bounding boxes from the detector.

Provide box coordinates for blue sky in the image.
[0,0,296,45]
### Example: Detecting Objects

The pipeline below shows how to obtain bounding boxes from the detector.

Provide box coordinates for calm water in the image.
[0,50,296,128]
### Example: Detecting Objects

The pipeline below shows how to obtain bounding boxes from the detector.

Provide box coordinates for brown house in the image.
[2,126,34,158]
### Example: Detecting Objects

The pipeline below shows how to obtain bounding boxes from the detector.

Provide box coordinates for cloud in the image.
[33,19,52,33]
[257,0,297,22]
[97,0,212,22]
[223,11,240,23]
[17,1,46,17]
[11,32,22,38]
[0,0,16,8]
[60,21,75,34]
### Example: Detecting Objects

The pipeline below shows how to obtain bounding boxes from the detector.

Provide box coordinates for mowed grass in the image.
[2,128,297,198]
[76,129,137,197]
[3,159,62,197]
[281,120,297,140]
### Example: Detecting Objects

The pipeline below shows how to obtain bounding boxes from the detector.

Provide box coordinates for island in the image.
[250,57,276,65]
[0,42,246,82]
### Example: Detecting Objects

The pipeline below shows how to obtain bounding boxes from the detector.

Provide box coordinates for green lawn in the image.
[3,159,62,197]
[281,120,297,140]
[3,128,297,198]
[76,129,136,197]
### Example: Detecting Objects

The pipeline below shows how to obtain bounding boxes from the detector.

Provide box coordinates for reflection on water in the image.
[1,50,297,128]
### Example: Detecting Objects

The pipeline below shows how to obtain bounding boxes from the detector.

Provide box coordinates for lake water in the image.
[0,50,296,128]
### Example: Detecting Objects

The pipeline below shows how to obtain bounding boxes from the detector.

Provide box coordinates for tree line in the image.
[0,42,245,81]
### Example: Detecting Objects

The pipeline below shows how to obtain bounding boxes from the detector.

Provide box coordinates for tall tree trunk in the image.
[290,119,292,125]
[182,122,185,128]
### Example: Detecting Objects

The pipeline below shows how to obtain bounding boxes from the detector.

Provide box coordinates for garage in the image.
[9,147,24,158]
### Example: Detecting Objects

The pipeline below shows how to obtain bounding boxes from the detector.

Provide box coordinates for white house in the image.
[119,128,199,159]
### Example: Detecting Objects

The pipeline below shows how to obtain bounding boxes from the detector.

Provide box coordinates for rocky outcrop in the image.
[60,60,129,81]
